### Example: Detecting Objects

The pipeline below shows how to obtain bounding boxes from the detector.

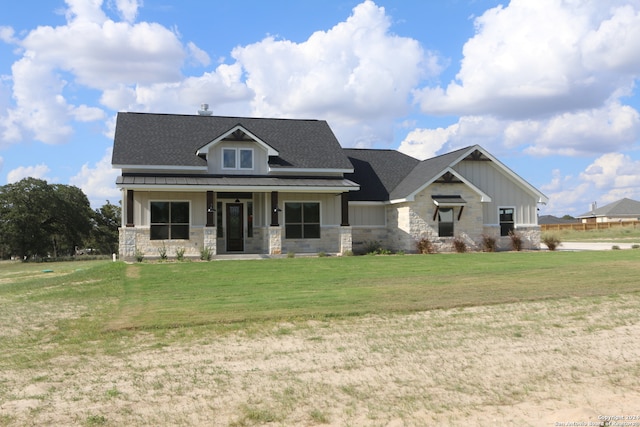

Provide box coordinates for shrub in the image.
[342,249,354,257]
[612,245,621,250]
[481,235,497,252]
[287,251,296,258]
[452,237,467,253]
[542,233,561,251]
[632,244,640,250]
[200,246,212,261]
[416,236,436,254]
[508,230,523,251]
[175,247,185,261]
[317,251,327,258]
[135,248,144,263]
[158,243,168,261]
[363,240,382,255]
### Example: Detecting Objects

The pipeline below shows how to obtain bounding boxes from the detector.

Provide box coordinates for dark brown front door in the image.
[226,203,244,251]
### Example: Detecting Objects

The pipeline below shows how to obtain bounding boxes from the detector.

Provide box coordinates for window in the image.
[285,202,320,239]
[247,201,253,238]
[222,148,253,170]
[216,201,223,237]
[222,148,236,169]
[438,207,454,237]
[240,149,253,169]
[499,207,515,236]
[150,202,189,240]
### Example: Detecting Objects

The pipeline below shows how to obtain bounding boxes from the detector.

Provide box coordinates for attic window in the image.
[222,148,253,170]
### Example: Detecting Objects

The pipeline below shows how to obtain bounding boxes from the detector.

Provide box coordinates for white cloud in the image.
[540,153,640,216]
[69,147,120,207]
[414,0,640,119]
[113,0,142,23]
[7,164,52,183]
[229,0,439,146]
[401,99,640,159]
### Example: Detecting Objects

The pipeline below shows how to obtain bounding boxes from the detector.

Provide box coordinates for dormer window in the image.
[222,148,253,170]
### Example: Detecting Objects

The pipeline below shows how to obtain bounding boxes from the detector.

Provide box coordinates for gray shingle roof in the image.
[577,198,640,218]
[389,147,472,200]
[344,149,419,201]
[344,146,476,202]
[112,112,354,170]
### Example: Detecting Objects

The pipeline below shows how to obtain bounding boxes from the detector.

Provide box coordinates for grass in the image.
[109,251,640,330]
[555,226,640,241]
[2,253,640,425]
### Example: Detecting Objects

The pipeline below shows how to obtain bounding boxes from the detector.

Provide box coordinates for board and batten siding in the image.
[349,204,386,227]
[453,160,539,226]
[278,192,343,226]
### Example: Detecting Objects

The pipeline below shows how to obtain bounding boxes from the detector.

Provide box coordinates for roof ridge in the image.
[119,111,322,122]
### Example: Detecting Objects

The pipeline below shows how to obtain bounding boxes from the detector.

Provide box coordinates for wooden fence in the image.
[541,220,640,232]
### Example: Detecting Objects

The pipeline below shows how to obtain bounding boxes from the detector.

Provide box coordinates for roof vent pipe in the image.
[198,103,213,116]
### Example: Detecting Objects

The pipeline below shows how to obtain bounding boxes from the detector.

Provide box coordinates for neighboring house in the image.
[576,198,640,223]
[538,215,579,225]
[111,112,548,259]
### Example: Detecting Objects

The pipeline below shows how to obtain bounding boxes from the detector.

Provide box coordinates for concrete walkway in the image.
[557,241,640,251]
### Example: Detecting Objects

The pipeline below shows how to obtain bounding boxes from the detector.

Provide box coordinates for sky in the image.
[1,0,640,216]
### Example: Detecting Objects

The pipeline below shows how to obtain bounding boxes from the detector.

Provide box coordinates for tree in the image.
[0,178,93,260]
[88,200,121,255]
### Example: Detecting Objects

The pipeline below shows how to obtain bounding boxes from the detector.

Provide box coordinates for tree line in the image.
[0,177,120,261]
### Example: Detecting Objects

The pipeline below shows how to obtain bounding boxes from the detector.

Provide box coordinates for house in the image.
[111,111,548,259]
[576,198,640,223]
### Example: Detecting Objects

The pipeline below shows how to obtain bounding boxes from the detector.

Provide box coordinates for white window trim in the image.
[498,206,516,236]
[239,148,254,170]
[222,147,254,171]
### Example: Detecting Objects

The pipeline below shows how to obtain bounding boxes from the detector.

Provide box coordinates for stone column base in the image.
[269,226,282,255]
[339,226,353,255]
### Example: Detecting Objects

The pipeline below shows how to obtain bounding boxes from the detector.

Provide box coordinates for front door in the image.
[226,203,244,251]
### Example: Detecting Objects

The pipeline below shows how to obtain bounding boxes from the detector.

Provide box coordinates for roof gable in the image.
[195,124,279,158]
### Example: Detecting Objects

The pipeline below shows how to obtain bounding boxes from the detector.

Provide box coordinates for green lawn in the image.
[2,252,640,425]
[114,251,640,330]
[3,251,640,336]
[547,226,640,241]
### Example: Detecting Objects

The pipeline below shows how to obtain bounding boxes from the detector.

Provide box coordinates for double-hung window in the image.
[222,148,253,170]
[150,201,190,240]
[285,202,320,239]
[499,207,515,236]
[438,208,454,237]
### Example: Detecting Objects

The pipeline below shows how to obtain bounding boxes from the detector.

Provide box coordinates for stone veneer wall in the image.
[280,226,343,254]
[385,184,488,253]
[119,226,209,261]
[352,227,389,254]
[482,225,541,251]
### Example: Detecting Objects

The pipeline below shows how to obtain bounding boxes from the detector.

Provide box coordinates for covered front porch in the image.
[117,176,357,260]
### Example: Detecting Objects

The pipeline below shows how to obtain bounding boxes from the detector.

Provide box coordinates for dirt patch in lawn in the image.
[2,294,640,426]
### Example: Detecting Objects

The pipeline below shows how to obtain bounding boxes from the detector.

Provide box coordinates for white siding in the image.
[207,141,269,174]
[349,204,386,226]
[453,160,539,226]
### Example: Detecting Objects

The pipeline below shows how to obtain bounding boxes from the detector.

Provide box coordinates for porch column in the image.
[339,226,353,255]
[204,190,217,255]
[206,191,216,227]
[270,191,279,226]
[341,192,350,226]
[269,191,282,255]
[126,189,134,227]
